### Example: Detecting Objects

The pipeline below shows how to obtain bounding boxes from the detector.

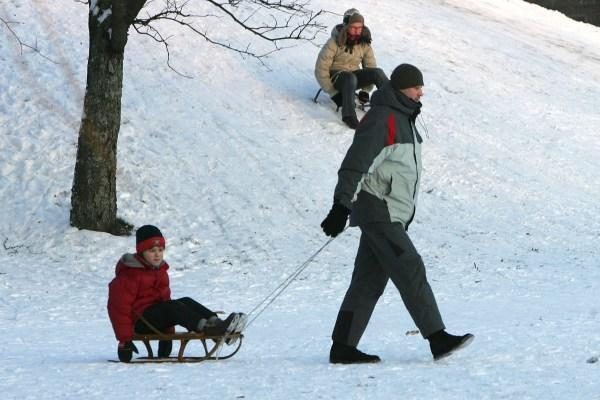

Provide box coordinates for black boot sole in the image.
[433,334,475,361]
[330,357,381,364]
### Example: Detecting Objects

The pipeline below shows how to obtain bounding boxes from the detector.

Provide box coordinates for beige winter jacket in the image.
[314,25,377,96]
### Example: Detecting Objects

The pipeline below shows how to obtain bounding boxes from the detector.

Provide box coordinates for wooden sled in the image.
[127,331,243,363]
[110,313,244,363]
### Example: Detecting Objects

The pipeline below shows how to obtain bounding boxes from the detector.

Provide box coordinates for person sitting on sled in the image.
[314,8,388,129]
[107,224,247,362]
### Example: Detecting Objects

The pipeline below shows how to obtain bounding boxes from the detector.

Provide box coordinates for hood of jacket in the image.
[114,253,167,275]
[331,24,373,47]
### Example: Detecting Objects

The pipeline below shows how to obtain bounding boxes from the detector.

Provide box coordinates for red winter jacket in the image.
[107,253,172,342]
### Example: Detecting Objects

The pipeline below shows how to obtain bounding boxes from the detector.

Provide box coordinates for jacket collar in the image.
[371,82,422,119]
[118,253,165,270]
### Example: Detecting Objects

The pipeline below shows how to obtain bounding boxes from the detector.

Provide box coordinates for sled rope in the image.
[245,236,338,328]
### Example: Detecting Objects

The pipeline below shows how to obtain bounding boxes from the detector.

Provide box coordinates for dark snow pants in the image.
[332,222,445,347]
[135,297,216,334]
[333,68,388,119]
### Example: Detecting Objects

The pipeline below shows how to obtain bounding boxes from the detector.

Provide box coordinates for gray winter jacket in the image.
[333,82,423,228]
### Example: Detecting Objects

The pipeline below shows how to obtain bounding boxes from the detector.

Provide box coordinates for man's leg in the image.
[354,67,388,90]
[361,223,445,339]
[332,71,359,123]
[332,232,389,347]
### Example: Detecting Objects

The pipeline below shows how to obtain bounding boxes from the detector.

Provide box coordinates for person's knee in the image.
[373,67,385,76]
[403,253,428,279]
[337,71,358,90]
[349,280,386,302]
[175,297,194,309]
[373,68,388,85]
[172,298,190,312]
[368,285,385,300]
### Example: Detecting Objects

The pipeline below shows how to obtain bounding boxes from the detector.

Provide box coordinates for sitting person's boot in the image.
[428,330,474,361]
[225,312,248,346]
[342,115,359,129]
[202,313,240,336]
[232,313,248,334]
[329,341,380,364]
[357,90,370,105]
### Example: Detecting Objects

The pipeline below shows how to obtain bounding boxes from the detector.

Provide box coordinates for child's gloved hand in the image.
[117,340,139,363]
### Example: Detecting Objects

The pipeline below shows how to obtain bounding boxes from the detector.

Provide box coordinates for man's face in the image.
[400,86,424,102]
[347,22,363,37]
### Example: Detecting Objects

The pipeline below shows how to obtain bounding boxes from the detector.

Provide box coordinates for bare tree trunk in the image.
[69,0,321,235]
[70,4,129,234]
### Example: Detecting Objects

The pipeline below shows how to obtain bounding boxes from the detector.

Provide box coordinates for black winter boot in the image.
[329,342,381,364]
[203,313,240,336]
[428,330,474,361]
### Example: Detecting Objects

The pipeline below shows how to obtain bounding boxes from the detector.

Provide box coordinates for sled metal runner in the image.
[124,331,243,363]
[312,88,371,111]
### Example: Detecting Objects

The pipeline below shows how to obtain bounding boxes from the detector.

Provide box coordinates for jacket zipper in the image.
[405,121,419,228]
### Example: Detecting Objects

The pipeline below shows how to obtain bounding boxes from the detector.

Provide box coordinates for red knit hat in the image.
[136,225,166,253]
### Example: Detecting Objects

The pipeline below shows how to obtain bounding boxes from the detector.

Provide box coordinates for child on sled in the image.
[107,225,247,362]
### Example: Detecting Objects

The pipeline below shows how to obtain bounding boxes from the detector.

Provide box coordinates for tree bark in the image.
[70,1,128,234]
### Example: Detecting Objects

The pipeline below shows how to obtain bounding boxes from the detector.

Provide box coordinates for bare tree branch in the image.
[0,15,59,63]
[132,23,194,78]
[202,0,324,41]
[131,0,326,65]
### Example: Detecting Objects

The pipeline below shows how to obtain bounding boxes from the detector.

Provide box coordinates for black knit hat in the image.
[136,225,166,253]
[390,64,424,90]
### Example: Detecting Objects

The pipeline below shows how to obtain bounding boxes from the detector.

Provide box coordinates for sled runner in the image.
[128,330,243,363]
[312,88,371,111]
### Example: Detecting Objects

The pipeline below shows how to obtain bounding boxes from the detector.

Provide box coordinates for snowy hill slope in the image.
[1,0,599,399]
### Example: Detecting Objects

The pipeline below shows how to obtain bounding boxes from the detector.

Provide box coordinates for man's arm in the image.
[362,45,377,69]
[315,39,338,95]
[334,112,386,209]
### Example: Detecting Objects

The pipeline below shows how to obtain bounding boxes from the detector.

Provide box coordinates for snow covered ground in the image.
[1,0,599,398]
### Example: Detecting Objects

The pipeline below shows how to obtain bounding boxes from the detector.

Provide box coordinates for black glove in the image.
[357,90,370,104]
[331,92,343,107]
[158,340,172,358]
[117,340,139,363]
[321,203,350,237]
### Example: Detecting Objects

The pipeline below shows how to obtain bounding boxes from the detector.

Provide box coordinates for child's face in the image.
[142,246,165,267]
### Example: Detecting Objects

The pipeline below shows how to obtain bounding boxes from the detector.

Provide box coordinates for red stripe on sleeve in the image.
[386,114,396,146]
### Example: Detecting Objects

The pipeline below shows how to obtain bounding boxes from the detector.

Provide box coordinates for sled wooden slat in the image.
[130,331,243,363]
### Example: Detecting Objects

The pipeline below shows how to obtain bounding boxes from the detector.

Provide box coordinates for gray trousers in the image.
[332,222,445,346]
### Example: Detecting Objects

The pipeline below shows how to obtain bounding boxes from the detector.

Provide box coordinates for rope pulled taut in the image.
[245,236,337,328]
